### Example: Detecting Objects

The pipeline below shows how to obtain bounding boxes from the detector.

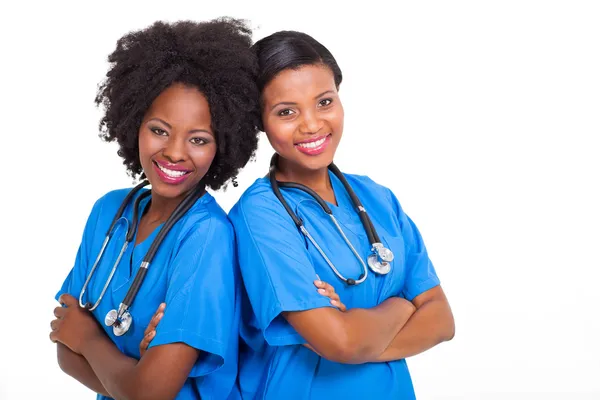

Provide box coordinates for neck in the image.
[275,157,332,192]
[145,186,204,224]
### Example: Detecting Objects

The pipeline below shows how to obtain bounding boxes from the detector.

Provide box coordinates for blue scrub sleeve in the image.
[148,218,235,378]
[231,192,333,347]
[388,190,441,301]
[55,197,104,302]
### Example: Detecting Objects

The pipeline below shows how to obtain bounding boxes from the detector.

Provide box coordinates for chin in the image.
[149,177,201,200]
[151,185,187,199]
[295,151,336,171]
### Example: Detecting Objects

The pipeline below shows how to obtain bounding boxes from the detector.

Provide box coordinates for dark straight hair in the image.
[252,31,343,92]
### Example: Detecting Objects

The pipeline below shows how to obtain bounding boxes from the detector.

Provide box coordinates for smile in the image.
[294,134,332,155]
[152,160,192,184]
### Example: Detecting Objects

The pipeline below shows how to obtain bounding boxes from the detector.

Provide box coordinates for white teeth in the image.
[297,137,326,149]
[156,163,187,178]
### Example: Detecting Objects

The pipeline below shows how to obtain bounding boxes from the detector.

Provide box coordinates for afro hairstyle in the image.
[95,18,261,190]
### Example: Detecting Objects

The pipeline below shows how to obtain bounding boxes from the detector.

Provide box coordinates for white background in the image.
[1,0,598,399]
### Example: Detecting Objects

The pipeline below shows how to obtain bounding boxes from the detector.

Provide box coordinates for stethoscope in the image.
[78,180,205,336]
[269,154,394,286]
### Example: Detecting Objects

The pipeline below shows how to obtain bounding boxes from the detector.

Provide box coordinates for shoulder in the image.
[228,177,281,222]
[87,187,144,219]
[343,172,395,202]
[98,187,136,204]
[177,192,235,242]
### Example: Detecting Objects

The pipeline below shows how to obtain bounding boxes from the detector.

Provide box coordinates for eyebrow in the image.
[147,118,213,135]
[269,90,336,112]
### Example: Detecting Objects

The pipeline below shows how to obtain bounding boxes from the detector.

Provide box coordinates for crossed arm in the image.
[286,281,454,364]
[136,281,454,366]
[51,297,195,400]
[57,280,453,398]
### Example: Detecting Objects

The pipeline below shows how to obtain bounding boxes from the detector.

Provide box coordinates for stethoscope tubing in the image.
[79,180,206,335]
[268,153,391,285]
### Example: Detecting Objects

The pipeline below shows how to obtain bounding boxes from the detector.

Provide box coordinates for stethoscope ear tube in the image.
[127,190,152,242]
[270,162,303,228]
[106,180,149,236]
[142,185,204,263]
[328,164,380,244]
[121,263,149,313]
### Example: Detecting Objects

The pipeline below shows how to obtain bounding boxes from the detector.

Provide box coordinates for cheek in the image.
[333,107,344,132]
[191,144,218,171]
[137,131,153,166]
[264,120,296,150]
[138,130,160,153]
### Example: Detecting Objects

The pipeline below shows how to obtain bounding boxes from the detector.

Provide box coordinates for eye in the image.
[318,98,333,107]
[190,137,209,146]
[151,127,168,136]
[277,108,295,117]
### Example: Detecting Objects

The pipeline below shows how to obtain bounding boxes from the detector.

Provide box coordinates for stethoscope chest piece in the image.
[105,309,133,336]
[367,254,391,275]
[367,243,394,275]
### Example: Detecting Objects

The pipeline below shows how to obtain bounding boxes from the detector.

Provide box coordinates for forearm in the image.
[80,334,150,400]
[333,297,415,363]
[373,298,455,362]
[57,343,110,396]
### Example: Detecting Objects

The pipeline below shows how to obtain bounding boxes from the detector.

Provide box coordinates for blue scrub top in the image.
[228,171,440,400]
[56,188,241,400]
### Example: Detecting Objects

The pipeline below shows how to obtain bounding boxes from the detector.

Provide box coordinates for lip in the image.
[152,160,192,185]
[294,134,332,156]
[294,134,330,145]
[153,159,192,172]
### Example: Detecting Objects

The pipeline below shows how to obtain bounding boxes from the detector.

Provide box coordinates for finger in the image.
[49,331,57,343]
[330,299,347,312]
[58,293,78,307]
[139,331,156,354]
[318,285,336,299]
[50,319,59,331]
[144,311,163,336]
[321,281,336,295]
[148,305,165,329]
[53,306,66,318]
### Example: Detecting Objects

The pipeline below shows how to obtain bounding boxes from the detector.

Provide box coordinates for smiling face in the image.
[261,64,344,174]
[138,83,217,201]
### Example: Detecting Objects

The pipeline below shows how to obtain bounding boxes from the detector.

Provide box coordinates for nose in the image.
[162,137,186,163]
[299,110,323,135]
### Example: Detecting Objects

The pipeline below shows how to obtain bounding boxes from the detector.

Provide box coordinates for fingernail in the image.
[318,289,326,294]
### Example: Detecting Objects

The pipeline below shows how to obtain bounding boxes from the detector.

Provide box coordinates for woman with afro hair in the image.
[49,18,260,400]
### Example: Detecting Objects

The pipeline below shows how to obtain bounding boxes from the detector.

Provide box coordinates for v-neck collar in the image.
[328,169,355,218]
[111,192,163,292]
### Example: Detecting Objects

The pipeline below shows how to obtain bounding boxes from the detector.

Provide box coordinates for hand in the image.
[139,303,165,357]
[50,294,104,354]
[314,279,347,312]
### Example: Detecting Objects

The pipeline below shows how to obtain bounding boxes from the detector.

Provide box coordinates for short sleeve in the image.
[229,191,333,347]
[148,217,237,378]
[55,197,104,302]
[388,190,441,301]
